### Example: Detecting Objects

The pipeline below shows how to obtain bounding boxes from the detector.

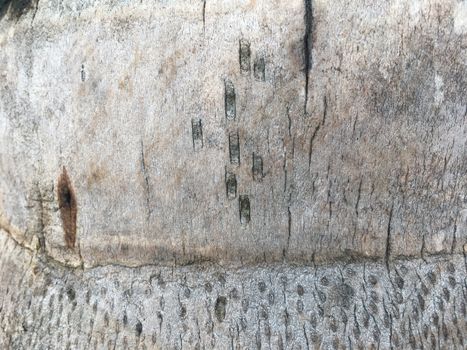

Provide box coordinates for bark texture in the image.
[0,0,466,348]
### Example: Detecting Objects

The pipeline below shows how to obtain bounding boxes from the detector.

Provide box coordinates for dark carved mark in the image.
[253,56,265,81]
[215,296,227,322]
[57,167,77,249]
[225,170,237,199]
[229,131,240,165]
[239,195,250,224]
[80,64,85,82]
[303,0,313,113]
[191,118,203,151]
[224,79,236,121]
[239,39,251,73]
[252,153,263,181]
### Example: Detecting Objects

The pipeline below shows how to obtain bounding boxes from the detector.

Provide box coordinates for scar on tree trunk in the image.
[57,166,77,249]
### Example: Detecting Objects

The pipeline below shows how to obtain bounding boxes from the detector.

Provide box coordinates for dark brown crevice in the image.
[57,167,77,249]
[303,0,313,113]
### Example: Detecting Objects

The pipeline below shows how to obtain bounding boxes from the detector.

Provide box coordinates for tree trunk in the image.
[0,0,466,348]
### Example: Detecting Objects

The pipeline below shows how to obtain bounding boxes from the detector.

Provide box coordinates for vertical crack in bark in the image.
[202,0,206,33]
[30,0,40,24]
[355,178,362,217]
[308,95,326,169]
[303,324,310,350]
[283,205,292,259]
[286,104,292,137]
[140,140,153,223]
[385,202,394,272]
[303,0,313,113]
[35,183,46,254]
[451,216,457,254]
[307,124,320,169]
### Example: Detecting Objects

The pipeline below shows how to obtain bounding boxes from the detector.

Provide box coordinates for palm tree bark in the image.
[0,0,466,348]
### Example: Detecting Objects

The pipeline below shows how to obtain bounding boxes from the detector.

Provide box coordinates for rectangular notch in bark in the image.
[80,64,85,82]
[252,153,263,181]
[191,118,203,151]
[229,131,240,165]
[224,79,236,121]
[57,167,77,249]
[239,39,251,73]
[239,195,250,224]
[253,56,265,81]
[225,170,237,199]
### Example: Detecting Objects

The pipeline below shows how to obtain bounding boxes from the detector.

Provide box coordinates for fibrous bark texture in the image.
[0,0,466,348]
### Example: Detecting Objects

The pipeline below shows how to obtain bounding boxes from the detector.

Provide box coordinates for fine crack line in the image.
[283,205,292,260]
[307,95,326,168]
[303,0,313,113]
[385,202,394,272]
[202,0,206,33]
[140,140,153,223]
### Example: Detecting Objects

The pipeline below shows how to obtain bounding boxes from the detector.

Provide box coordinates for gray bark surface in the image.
[0,0,466,348]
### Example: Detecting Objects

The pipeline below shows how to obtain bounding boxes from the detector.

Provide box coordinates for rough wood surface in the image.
[0,0,466,348]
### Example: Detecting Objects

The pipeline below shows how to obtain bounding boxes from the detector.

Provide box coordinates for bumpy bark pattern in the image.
[0,235,466,349]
